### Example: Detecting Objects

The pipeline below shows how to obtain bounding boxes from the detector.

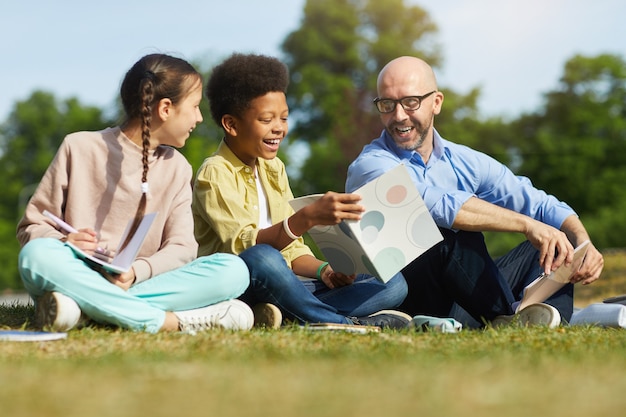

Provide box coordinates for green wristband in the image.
[316,262,329,280]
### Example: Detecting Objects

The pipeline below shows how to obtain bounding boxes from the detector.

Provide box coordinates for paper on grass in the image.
[0,330,67,342]
[300,323,381,334]
[66,212,157,274]
[517,240,590,312]
[570,303,626,328]
[289,165,443,283]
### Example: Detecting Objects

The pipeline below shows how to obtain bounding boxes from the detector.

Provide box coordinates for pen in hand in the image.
[43,210,111,257]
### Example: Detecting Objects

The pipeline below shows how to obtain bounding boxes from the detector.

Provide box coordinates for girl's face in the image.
[158,78,204,148]
[225,91,288,167]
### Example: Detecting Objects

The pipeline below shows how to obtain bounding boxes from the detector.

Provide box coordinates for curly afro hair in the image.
[206,53,289,126]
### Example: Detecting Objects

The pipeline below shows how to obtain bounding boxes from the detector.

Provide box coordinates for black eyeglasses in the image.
[373,91,437,113]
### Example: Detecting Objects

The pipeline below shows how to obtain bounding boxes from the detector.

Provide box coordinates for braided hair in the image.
[118,54,201,252]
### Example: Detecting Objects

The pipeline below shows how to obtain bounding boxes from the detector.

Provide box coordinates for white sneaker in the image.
[492,303,561,328]
[35,291,83,331]
[174,299,254,332]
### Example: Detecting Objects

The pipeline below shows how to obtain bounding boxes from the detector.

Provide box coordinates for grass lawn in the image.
[1,324,625,417]
[1,250,625,417]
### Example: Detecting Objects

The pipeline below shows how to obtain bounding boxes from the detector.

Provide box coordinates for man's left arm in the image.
[560,215,604,285]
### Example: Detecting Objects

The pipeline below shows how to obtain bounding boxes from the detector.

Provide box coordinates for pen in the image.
[43,210,110,257]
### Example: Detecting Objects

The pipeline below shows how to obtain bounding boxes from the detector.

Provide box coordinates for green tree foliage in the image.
[514,54,626,248]
[0,91,112,289]
[281,0,443,195]
[0,92,111,218]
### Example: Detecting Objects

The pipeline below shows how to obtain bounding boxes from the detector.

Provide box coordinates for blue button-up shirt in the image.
[346,129,576,230]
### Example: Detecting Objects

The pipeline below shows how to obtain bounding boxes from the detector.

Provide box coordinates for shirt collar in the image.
[216,139,248,171]
[431,128,445,161]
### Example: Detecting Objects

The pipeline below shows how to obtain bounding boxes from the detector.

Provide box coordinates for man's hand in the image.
[524,220,574,275]
[570,243,603,285]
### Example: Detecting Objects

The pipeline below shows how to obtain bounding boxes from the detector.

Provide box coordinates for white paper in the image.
[66,212,157,274]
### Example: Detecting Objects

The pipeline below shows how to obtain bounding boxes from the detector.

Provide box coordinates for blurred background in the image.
[1,0,625,292]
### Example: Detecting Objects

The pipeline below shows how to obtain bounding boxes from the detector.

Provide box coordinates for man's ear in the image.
[222,115,237,136]
[432,91,444,116]
[157,98,173,121]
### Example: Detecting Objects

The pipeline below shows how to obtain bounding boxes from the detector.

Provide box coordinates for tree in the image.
[281,0,443,195]
[0,91,112,289]
[0,91,111,218]
[513,54,626,248]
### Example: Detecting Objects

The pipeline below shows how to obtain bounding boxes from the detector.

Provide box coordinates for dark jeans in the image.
[399,229,574,328]
[238,244,408,324]
[494,239,573,321]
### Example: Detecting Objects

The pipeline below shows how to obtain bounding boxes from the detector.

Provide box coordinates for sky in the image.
[2,0,625,123]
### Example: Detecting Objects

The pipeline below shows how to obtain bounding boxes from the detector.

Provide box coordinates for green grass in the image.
[1,311,626,417]
[2,249,625,417]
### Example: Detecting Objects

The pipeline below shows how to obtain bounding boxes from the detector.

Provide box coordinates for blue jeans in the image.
[18,238,250,333]
[400,229,574,328]
[237,244,408,324]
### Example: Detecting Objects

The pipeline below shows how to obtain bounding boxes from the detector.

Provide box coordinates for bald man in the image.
[346,56,603,328]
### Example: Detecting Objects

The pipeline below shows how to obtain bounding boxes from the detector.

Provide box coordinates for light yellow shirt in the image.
[192,140,313,268]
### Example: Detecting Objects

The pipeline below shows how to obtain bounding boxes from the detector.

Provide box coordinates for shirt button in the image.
[244,167,251,173]
[253,205,258,210]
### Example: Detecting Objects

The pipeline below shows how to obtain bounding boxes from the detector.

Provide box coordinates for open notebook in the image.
[289,165,442,283]
[66,212,157,274]
[517,240,590,311]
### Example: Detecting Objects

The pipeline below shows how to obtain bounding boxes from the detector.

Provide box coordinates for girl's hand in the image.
[102,268,136,291]
[65,228,101,255]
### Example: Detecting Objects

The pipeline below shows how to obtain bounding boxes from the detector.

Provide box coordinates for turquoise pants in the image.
[18,238,249,333]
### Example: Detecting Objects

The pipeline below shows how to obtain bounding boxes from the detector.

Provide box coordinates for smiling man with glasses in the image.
[346,56,604,329]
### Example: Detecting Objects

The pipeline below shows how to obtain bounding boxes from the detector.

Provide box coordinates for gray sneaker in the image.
[351,310,412,329]
[491,303,561,328]
[252,303,282,329]
[174,299,254,333]
[34,291,83,331]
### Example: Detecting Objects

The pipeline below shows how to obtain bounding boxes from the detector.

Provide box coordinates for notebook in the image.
[66,212,157,274]
[516,240,590,311]
[300,323,381,334]
[289,165,443,283]
[0,330,67,342]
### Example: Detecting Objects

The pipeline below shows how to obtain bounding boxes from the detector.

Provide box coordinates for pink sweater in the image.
[17,127,197,284]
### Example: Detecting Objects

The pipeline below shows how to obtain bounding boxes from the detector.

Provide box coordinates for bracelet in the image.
[316,262,329,280]
[282,217,300,240]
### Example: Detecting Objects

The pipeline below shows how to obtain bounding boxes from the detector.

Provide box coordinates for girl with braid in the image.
[17,53,254,333]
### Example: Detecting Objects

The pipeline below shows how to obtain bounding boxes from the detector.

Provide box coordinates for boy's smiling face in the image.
[223,91,289,167]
